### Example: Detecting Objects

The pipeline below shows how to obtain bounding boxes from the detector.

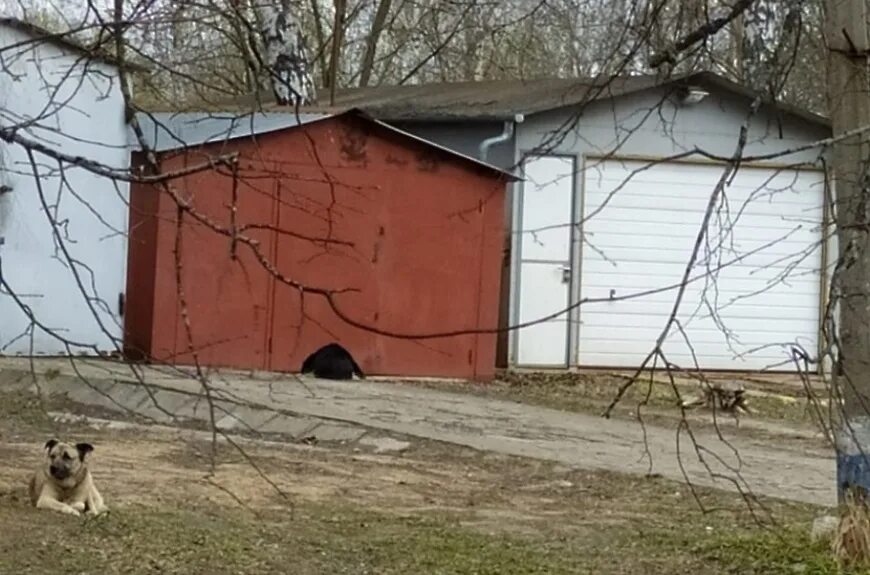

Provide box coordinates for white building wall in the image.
[0,24,130,355]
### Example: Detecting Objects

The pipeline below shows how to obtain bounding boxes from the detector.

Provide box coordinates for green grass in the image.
[0,492,842,575]
[0,502,609,574]
[697,527,870,575]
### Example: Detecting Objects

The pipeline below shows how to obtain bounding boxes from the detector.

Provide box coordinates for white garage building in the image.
[300,71,832,372]
[0,18,132,355]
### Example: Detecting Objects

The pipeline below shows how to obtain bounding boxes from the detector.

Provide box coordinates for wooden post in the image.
[826,0,870,503]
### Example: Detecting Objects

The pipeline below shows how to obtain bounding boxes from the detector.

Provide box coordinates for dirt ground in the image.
[402,370,834,448]
[0,390,855,574]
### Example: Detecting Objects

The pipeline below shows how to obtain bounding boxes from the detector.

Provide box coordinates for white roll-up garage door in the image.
[579,158,825,371]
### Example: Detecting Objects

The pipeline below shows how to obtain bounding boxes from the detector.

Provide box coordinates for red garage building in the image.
[124,109,514,380]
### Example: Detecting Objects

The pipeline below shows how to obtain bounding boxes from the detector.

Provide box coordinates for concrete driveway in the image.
[0,357,836,507]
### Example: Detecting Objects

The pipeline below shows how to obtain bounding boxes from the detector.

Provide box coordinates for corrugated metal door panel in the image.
[578,159,824,371]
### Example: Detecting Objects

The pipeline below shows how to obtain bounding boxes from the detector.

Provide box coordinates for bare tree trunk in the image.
[224,0,262,95]
[731,11,745,81]
[255,0,316,105]
[326,0,346,103]
[308,0,330,84]
[358,0,393,87]
[826,0,870,503]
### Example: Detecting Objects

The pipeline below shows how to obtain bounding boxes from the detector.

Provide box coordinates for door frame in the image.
[509,152,579,368]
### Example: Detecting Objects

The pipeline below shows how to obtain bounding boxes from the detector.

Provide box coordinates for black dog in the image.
[300,343,365,380]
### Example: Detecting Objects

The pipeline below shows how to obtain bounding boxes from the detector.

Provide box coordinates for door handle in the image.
[560,265,571,284]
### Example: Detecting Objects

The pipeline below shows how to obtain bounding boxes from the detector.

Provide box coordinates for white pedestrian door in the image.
[515,155,575,366]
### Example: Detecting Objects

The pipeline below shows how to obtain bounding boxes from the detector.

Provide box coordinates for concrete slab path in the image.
[0,358,836,507]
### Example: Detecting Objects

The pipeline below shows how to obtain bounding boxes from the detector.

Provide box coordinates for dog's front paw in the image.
[71,501,86,512]
[61,506,81,517]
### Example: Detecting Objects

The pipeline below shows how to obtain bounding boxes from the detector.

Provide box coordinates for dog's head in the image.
[42,439,93,484]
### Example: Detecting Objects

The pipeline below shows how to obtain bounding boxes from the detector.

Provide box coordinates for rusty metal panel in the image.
[266,117,505,380]
[138,151,276,370]
[122,161,160,360]
[126,115,506,380]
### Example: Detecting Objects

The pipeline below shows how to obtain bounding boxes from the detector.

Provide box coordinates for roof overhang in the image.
[285,71,832,130]
[347,108,520,181]
[131,107,520,182]
[0,17,149,72]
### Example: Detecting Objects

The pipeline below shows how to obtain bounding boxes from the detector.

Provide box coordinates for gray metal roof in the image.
[227,71,830,128]
[131,111,329,152]
[237,75,660,122]
[130,109,519,180]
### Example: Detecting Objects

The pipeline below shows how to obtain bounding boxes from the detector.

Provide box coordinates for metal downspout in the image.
[479,114,524,164]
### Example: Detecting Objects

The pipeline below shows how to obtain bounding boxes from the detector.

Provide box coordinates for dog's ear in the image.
[75,443,94,460]
[44,439,58,452]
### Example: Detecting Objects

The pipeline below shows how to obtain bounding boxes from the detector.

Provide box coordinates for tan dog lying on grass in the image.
[29,439,108,516]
